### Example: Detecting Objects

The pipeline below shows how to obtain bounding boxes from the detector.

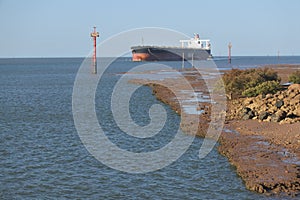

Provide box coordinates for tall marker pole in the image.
[228,42,232,64]
[91,27,99,74]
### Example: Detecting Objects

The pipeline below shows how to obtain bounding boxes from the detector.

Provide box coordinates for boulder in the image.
[293,93,300,101]
[292,105,300,117]
[288,84,300,93]
[259,103,268,112]
[241,107,255,120]
[289,94,300,106]
[267,105,278,114]
[259,111,269,120]
[271,110,286,122]
[242,107,252,115]
[242,114,251,120]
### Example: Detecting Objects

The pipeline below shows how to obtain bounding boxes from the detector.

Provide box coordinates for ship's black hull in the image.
[131,46,212,61]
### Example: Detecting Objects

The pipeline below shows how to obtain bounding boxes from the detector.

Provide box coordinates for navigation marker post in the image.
[228,42,232,64]
[90,27,100,74]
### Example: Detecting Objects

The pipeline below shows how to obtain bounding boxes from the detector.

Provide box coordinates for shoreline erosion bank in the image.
[129,65,299,196]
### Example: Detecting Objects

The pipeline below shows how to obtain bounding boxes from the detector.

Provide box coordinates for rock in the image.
[278,93,284,100]
[261,94,266,99]
[258,185,264,193]
[275,100,284,108]
[288,83,300,93]
[281,118,295,124]
[244,98,254,105]
[256,103,267,113]
[229,83,300,124]
[249,100,263,110]
[248,110,255,118]
[281,104,289,110]
[265,116,272,122]
[286,111,295,118]
[271,110,286,122]
[242,107,251,114]
[293,93,300,101]
[288,91,298,99]
[270,114,277,122]
[259,111,269,120]
[289,94,300,106]
[241,107,255,120]
[242,114,251,120]
[268,105,278,114]
[265,94,273,99]
[267,98,273,104]
[292,105,300,117]
[242,111,255,120]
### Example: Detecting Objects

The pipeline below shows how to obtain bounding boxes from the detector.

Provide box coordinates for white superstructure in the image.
[180,33,211,50]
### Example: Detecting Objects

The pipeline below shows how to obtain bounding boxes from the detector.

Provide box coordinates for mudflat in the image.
[129,65,299,196]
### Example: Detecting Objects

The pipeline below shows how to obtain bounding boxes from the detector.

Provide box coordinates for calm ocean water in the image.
[1,57,299,199]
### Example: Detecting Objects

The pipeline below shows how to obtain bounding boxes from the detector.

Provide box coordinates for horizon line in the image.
[1,55,300,59]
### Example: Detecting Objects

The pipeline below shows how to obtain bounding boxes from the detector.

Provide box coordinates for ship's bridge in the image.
[180,34,211,50]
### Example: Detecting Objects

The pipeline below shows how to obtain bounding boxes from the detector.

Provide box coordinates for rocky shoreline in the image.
[227,84,300,124]
[128,66,300,196]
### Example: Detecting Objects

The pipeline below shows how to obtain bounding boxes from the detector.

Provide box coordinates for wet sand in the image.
[220,121,300,195]
[128,65,300,196]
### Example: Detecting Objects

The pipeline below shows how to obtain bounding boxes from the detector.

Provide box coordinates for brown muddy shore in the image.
[129,65,300,197]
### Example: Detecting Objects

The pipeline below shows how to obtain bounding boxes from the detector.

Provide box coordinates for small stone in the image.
[275,100,284,108]
[268,106,278,114]
[265,116,272,122]
[256,185,265,193]
[278,94,284,100]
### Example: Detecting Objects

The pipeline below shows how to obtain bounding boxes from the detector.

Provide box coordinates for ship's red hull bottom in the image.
[132,52,183,61]
[132,53,151,61]
[132,48,211,61]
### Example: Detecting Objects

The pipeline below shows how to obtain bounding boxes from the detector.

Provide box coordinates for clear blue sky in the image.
[0,0,299,57]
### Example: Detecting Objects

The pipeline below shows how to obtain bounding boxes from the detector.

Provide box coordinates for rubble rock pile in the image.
[227,84,300,124]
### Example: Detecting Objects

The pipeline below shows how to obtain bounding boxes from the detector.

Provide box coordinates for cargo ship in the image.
[131,34,212,61]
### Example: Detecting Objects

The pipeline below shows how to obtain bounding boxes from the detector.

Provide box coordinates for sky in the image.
[0,0,300,57]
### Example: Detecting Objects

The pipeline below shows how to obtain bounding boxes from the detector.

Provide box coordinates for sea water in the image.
[1,57,299,199]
